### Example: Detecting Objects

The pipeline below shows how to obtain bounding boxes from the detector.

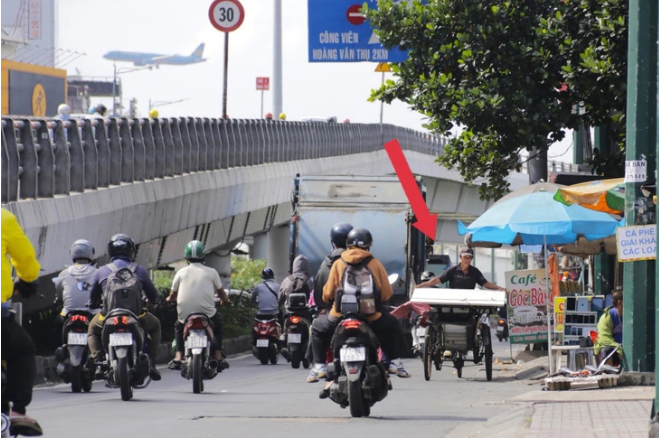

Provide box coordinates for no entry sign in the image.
[346,4,366,25]
[209,0,245,32]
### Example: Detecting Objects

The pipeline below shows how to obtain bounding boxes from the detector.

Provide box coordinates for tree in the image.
[367,0,628,200]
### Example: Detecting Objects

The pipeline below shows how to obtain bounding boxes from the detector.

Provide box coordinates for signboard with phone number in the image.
[505,269,549,344]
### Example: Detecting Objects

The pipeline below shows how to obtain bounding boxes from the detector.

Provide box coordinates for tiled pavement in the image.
[527,401,651,438]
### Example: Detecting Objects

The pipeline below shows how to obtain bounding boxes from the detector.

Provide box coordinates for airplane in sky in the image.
[103,43,206,67]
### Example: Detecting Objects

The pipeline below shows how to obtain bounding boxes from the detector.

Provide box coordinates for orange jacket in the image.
[322,248,393,322]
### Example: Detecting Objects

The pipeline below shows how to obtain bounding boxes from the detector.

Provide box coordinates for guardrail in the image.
[1,117,447,203]
[1,117,585,203]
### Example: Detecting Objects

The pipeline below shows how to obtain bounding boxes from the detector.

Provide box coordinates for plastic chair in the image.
[589,330,598,345]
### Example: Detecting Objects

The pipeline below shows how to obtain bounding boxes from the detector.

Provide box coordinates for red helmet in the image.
[265,113,273,120]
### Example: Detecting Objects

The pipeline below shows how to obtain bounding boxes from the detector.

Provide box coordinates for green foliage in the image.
[366,0,628,200]
[230,257,267,291]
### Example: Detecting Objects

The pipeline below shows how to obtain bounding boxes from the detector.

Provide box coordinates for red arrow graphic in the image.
[384,139,437,240]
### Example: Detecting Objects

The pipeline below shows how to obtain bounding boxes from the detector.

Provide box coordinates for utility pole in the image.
[623,0,658,380]
[273,0,283,118]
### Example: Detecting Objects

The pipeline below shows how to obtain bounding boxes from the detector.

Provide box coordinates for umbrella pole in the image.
[545,235,554,375]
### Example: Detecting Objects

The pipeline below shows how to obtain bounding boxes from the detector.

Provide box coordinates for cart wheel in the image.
[423,326,434,381]
[481,325,494,381]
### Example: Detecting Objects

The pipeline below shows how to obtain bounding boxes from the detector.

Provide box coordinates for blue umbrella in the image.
[458,184,620,246]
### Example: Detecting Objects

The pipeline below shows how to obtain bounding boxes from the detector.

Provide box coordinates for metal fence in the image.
[1,116,584,203]
[1,117,448,203]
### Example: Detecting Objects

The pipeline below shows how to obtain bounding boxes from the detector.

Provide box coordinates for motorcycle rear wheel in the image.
[117,357,132,401]
[291,349,302,369]
[258,350,269,365]
[192,354,204,394]
[71,364,83,393]
[348,380,367,418]
[302,358,310,369]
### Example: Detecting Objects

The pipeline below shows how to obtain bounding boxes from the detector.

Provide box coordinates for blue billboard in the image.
[308,0,409,63]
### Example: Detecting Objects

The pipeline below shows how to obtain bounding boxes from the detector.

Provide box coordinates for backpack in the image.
[283,275,310,310]
[336,256,380,316]
[103,262,143,315]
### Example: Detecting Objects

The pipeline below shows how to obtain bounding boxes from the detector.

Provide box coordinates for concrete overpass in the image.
[1,116,582,311]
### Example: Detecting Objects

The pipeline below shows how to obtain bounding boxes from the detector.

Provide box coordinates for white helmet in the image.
[57,103,71,116]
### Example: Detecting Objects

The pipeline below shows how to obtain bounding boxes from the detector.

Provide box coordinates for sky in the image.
[56,0,573,163]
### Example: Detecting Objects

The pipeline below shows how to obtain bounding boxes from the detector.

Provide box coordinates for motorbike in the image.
[324,273,399,418]
[496,317,509,342]
[179,313,221,394]
[252,316,282,365]
[99,308,151,401]
[282,313,312,369]
[412,314,429,358]
[54,310,94,393]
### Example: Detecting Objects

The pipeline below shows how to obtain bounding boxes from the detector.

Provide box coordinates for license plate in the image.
[340,347,366,362]
[497,326,504,331]
[186,335,207,349]
[256,338,269,348]
[287,333,302,344]
[67,332,88,345]
[109,333,133,346]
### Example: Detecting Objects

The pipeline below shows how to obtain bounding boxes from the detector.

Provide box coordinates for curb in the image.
[34,334,253,385]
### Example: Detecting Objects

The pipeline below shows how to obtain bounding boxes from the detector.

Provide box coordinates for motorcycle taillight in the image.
[498,319,505,325]
[340,319,361,330]
[289,316,301,324]
[188,318,207,329]
[70,315,88,323]
[111,316,131,325]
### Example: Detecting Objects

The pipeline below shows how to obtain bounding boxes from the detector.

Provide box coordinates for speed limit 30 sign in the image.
[209,0,245,32]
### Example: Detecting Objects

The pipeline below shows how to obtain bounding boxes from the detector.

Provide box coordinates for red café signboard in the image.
[505,269,549,344]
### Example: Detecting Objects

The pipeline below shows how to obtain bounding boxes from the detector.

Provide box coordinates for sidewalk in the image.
[506,387,653,438]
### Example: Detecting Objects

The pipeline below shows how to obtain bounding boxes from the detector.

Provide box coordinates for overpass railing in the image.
[1,117,446,202]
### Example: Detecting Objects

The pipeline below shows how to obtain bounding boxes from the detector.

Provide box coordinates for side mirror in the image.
[388,274,399,285]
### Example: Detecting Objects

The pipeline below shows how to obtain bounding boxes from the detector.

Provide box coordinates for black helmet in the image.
[330,222,353,249]
[95,103,107,116]
[261,267,275,280]
[420,271,435,283]
[346,228,372,249]
[107,233,135,259]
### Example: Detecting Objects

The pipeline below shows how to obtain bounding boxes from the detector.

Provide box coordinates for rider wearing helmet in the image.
[54,240,99,333]
[278,113,287,121]
[166,241,231,370]
[265,112,273,120]
[420,271,436,285]
[56,103,71,121]
[87,234,163,381]
[250,267,282,325]
[308,228,410,384]
[313,222,353,310]
[93,103,107,117]
[148,109,159,118]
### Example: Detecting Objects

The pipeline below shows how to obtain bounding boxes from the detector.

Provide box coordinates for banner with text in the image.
[307,0,409,63]
[505,269,549,344]
[616,224,657,262]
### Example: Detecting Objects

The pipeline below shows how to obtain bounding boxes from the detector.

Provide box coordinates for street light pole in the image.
[112,63,117,116]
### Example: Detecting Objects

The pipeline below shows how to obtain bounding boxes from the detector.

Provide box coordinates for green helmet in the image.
[185,240,205,260]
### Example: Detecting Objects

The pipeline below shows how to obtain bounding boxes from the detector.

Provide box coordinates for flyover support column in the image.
[206,251,233,292]
[267,224,290,283]
[250,233,269,260]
